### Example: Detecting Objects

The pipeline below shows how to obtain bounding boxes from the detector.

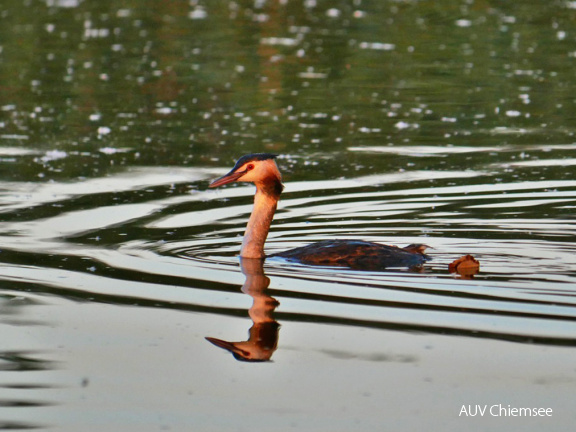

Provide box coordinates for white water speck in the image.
[358,127,382,133]
[189,7,207,20]
[455,19,472,27]
[97,126,112,135]
[253,14,269,22]
[505,110,521,117]
[155,107,173,115]
[519,94,531,104]
[84,28,110,38]
[46,0,80,7]
[326,8,341,18]
[395,121,412,130]
[261,37,299,46]
[99,147,131,155]
[40,150,68,162]
[359,42,395,51]
[298,71,327,79]
[0,134,29,140]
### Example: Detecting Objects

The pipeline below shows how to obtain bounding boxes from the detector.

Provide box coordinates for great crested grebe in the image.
[209,153,430,269]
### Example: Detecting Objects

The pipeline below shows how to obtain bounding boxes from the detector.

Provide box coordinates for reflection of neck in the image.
[240,181,281,259]
[240,257,277,323]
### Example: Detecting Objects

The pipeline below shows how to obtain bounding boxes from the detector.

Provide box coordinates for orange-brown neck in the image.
[240,178,282,259]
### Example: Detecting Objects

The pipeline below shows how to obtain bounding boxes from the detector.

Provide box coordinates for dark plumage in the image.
[270,240,429,270]
[229,153,278,173]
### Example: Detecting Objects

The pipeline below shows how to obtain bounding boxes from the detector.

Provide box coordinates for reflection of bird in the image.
[206,258,280,362]
[209,153,429,269]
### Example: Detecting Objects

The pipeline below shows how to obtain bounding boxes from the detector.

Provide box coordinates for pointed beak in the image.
[209,170,244,188]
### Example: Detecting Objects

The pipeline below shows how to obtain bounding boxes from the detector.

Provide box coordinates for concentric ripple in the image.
[1,158,576,349]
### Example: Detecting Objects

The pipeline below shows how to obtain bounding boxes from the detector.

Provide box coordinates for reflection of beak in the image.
[209,170,244,188]
[205,337,250,357]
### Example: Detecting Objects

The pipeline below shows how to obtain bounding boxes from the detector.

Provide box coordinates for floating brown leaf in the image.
[449,255,480,278]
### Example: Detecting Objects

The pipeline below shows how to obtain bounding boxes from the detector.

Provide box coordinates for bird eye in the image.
[246,164,255,171]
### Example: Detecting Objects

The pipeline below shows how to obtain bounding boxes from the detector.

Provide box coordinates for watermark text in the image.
[459,404,553,417]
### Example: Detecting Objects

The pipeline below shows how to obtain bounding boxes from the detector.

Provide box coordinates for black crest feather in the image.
[230,153,278,172]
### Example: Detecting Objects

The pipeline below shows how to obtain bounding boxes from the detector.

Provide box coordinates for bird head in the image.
[209,153,283,194]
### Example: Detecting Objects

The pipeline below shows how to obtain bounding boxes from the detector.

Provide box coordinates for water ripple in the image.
[0,166,575,347]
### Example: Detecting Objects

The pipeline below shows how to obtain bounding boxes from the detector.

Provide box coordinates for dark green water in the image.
[1,1,576,431]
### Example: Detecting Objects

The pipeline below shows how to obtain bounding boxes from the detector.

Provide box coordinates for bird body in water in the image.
[209,153,429,270]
